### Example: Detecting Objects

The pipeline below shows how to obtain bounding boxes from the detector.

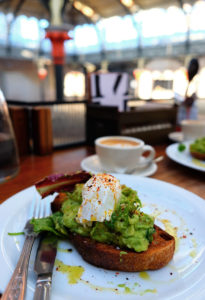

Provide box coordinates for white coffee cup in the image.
[181,120,205,141]
[95,136,155,174]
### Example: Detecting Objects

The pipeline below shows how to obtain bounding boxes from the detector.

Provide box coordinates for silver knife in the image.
[33,235,58,300]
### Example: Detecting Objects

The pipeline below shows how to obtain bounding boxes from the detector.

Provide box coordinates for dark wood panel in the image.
[9,106,30,156]
[86,104,177,145]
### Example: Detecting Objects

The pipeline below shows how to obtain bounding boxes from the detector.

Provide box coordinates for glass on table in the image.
[0,89,19,183]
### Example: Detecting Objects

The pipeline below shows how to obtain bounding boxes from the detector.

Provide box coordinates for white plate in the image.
[168,132,184,143]
[81,154,157,177]
[1,176,205,300]
[166,141,205,172]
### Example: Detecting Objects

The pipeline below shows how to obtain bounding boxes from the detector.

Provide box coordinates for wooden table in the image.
[0,144,204,203]
[0,143,204,298]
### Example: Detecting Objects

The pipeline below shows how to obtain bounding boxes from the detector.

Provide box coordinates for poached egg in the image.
[76,174,121,224]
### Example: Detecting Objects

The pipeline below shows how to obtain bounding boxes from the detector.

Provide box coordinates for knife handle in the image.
[33,275,52,300]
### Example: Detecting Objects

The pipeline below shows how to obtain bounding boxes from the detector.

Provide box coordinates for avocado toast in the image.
[190,137,205,160]
[32,171,175,272]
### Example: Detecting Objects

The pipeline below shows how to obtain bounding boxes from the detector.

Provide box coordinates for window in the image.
[10,15,40,49]
[0,12,7,45]
[73,24,101,54]
[0,3,205,55]
[166,6,187,42]
[190,1,205,40]
[98,15,138,50]
[136,7,187,46]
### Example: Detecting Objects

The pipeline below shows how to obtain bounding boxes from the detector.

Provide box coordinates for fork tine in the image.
[44,197,52,217]
[37,197,52,219]
[34,197,41,219]
[38,200,45,219]
[28,194,39,220]
[38,197,49,219]
[29,194,52,220]
[28,198,35,220]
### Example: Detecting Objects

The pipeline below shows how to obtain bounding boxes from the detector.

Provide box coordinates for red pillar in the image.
[46,30,72,101]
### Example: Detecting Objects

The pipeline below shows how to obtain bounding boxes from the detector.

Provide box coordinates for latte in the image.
[99,138,139,147]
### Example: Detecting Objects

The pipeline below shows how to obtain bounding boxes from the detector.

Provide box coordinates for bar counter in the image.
[0,144,204,203]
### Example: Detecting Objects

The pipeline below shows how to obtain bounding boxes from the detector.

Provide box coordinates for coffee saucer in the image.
[80,155,157,177]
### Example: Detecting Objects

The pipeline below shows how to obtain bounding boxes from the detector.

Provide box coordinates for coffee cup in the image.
[95,136,155,174]
[181,120,205,141]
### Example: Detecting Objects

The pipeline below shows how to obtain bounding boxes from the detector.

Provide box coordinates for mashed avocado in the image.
[190,137,205,154]
[31,184,155,252]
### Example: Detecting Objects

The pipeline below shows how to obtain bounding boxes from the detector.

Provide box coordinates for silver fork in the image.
[2,195,51,300]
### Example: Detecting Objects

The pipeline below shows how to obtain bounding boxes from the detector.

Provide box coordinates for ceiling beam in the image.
[40,0,51,17]
[117,0,140,15]
[117,0,131,15]
[13,0,26,17]
[178,0,183,9]
[72,5,93,24]
[61,0,69,15]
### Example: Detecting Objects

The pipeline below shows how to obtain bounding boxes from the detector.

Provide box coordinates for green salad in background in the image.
[31,184,155,252]
[190,137,205,154]
[178,143,186,152]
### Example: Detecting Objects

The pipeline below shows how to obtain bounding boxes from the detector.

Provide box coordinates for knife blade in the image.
[33,234,58,300]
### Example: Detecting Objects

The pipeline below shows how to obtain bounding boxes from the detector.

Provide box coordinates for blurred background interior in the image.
[0,0,205,156]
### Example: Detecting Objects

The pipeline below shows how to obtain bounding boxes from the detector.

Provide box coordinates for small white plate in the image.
[81,155,157,177]
[166,141,205,172]
[168,132,184,143]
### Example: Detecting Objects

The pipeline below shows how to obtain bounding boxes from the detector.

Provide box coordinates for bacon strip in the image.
[35,171,91,198]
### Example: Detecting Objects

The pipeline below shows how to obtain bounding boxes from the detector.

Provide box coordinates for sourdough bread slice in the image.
[190,150,205,160]
[69,225,175,272]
